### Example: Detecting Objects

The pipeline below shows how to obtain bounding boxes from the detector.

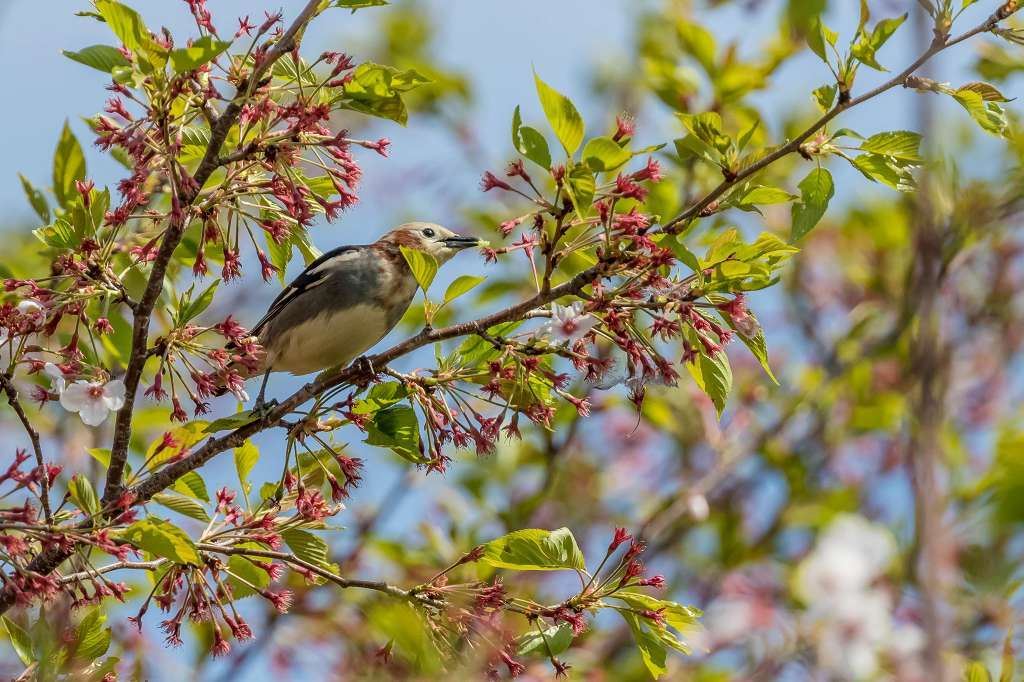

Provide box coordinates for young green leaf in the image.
[480,527,586,571]
[281,528,331,566]
[516,623,574,657]
[812,84,837,112]
[74,609,111,660]
[534,72,585,155]
[442,275,485,305]
[364,405,424,463]
[61,45,130,73]
[234,440,259,496]
[582,136,632,172]
[851,14,907,71]
[790,167,834,241]
[173,471,210,502]
[1,617,33,665]
[400,245,439,292]
[68,474,100,515]
[94,0,159,57]
[53,120,86,209]
[152,492,211,522]
[512,105,552,169]
[857,130,922,163]
[169,35,230,74]
[18,174,50,223]
[851,153,916,191]
[122,518,201,565]
[331,0,389,9]
[619,610,669,679]
[952,88,1010,136]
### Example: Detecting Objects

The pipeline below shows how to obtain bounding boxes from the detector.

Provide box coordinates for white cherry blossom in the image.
[540,302,597,345]
[60,379,126,426]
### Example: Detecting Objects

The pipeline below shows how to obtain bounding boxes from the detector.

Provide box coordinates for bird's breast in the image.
[269,303,393,375]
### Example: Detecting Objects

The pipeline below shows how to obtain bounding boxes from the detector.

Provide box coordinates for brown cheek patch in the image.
[386,229,423,250]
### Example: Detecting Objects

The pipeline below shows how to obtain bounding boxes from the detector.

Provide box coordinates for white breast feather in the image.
[269,303,391,375]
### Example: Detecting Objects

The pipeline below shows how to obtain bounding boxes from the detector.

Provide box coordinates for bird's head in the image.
[381,222,480,265]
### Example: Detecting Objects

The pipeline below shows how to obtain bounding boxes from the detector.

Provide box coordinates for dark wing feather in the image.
[250,244,366,337]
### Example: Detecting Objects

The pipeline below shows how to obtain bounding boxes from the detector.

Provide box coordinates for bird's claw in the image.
[251,398,279,420]
[354,355,376,381]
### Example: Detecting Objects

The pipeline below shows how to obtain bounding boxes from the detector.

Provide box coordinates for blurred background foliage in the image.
[2,0,1024,679]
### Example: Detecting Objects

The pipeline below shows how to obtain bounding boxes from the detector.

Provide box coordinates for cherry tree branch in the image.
[101,0,325,504]
[659,3,1018,234]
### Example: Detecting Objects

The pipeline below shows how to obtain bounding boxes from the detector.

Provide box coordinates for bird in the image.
[216,222,479,410]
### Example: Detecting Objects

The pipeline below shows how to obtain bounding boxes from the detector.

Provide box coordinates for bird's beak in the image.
[442,235,480,249]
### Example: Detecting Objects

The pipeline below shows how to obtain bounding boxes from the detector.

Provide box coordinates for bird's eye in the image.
[422,228,436,238]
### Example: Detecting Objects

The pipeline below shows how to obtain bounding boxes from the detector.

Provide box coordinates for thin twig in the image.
[0,374,51,524]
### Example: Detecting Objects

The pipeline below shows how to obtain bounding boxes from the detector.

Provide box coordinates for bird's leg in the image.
[252,370,278,417]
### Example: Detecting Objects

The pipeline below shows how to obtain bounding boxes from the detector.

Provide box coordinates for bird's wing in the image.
[250,244,366,337]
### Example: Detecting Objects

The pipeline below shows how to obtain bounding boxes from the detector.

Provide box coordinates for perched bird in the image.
[218,222,478,409]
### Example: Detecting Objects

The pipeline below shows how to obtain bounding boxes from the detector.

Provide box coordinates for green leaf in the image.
[19,174,50,223]
[123,518,200,565]
[565,164,596,216]
[169,35,230,73]
[534,72,585,155]
[94,0,158,55]
[851,14,907,71]
[731,184,796,213]
[340,63,429,125]
[619,610,668,679]
[676,19,716,73]
[790,167,834,241]
[1,617,33,665]
[331,0,389,9]
[68,474,100,515]
[516,623,573,657]
[234,440,259,497]
[858,130,922,163]
[612,591,702,641]
[152,492,211,522]
[367,602,442,674]
[698,349,732,417]
[443,275,485,305]
[364,405,424,463]
[512,106,552,169]
[281,529,330,565]
[812,84,836,112]
[851,153,916,191]
[173,471,209,502]
[178,279,220,324]
[582,136,632,172]
[204,411,259,433]
[959,81,1012,102]
[806,18,830,64]
[400,246,438,293]
[87,448,111,468]
[53,120,86,209]
[225,554,269,599]
[952,88,1009,136]
[74,609,111,660]
[61,45,130,73]
[353,382,409,414]
[480,527,586,571]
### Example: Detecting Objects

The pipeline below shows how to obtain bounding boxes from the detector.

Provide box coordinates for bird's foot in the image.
[251,398,279,420]
[353,355,377,382]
